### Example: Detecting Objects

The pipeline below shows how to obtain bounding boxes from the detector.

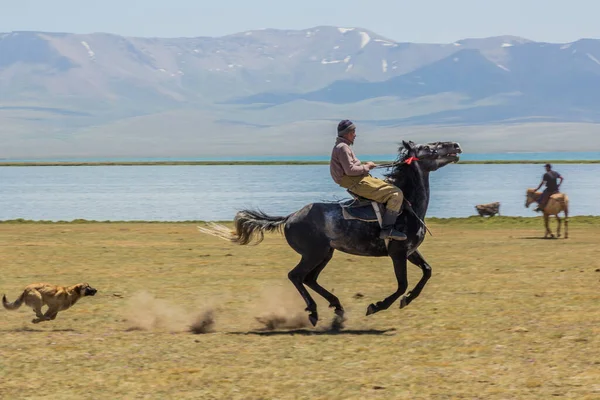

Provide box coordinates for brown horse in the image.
[525,189,569,239]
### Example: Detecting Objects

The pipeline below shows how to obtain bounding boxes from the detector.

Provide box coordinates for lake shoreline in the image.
[1,159,599,166]
[2,216,599,224]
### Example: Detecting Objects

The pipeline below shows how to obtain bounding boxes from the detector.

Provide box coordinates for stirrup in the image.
[380,229,407,241]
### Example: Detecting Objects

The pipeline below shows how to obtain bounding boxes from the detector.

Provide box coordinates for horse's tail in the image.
[197,209,291,245]
[232,209,291,245]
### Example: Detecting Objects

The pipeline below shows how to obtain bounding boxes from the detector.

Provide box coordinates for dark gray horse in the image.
[201,141,462,326]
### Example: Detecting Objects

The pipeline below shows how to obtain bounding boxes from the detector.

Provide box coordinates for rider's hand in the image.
[365,161,376,170]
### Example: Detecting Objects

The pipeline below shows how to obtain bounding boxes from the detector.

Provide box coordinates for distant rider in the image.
[534,163,563,212]
[329,119,407,241]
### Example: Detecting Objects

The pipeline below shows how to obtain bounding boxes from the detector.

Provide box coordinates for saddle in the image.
[339,190,386,225]
[340,190,429,239]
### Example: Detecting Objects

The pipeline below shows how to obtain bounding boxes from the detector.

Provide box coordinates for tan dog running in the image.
[3,283,97,323]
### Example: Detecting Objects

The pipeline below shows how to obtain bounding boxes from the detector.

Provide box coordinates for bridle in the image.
[373,156,420,170]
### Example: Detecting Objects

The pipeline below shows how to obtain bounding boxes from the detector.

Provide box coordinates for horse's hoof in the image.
[308,313,318,327]
[334,308,345,318]
[330,315,346,331]
[366,303,378,316]
[399,296,409,309]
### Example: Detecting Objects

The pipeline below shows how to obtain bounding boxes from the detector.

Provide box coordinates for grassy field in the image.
[0,219,599,399]
[0,159,599,166]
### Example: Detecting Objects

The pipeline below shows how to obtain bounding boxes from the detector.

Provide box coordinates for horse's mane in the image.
[384,148,422,192]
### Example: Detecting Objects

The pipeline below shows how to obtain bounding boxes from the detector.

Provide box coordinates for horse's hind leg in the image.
[288,253,330,327]
[303,249,345,321]
[556,215,562,238]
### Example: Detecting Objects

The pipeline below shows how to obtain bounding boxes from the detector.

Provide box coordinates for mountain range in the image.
[1,27,599,159]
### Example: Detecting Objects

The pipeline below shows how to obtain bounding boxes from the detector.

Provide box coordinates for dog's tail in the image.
[2,291,25,310]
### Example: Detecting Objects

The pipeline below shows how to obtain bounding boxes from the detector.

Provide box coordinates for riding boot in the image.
[379,209,407,241]
[535,202,545,212]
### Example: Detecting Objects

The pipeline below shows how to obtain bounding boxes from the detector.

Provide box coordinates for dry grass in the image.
[0,221,599,399]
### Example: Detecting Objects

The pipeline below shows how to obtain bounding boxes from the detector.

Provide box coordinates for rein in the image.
[403,201,433,237]
[373,156,420,170]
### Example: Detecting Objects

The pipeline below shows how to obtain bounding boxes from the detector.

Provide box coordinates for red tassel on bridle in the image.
[403,156,420,165]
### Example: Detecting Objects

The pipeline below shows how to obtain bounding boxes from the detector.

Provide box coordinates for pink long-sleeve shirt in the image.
[330,137,369,184]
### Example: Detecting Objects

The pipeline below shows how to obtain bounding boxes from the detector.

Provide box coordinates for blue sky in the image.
[3,0,598,43]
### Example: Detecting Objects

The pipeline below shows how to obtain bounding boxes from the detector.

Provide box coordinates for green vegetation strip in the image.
[2,216,599,225]
[0,159,599,167]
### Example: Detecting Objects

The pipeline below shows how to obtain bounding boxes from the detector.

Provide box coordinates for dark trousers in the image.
[539,189,558,209]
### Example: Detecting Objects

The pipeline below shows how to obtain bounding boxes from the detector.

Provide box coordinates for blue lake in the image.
[5,151,600,162]
[0,164,598,221]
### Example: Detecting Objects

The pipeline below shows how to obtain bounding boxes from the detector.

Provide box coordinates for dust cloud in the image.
[124,291,215,334]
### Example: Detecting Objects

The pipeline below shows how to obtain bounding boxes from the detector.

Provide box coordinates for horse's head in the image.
[400,140,462,172]
[385,140,463,212]
[525,188,538,208]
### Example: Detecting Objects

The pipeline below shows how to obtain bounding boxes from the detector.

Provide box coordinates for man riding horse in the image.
[533,163,564,212]
[330,119,407,241]
[199,137,463,326]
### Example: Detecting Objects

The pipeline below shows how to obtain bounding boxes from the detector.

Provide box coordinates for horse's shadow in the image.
[518,236,559,240]
[229,328,397,336]
[2,327,78,333]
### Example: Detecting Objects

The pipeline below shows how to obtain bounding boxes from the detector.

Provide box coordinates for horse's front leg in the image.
[398,250,432,309]
[544,214,553,238]
[366,251,408,316]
